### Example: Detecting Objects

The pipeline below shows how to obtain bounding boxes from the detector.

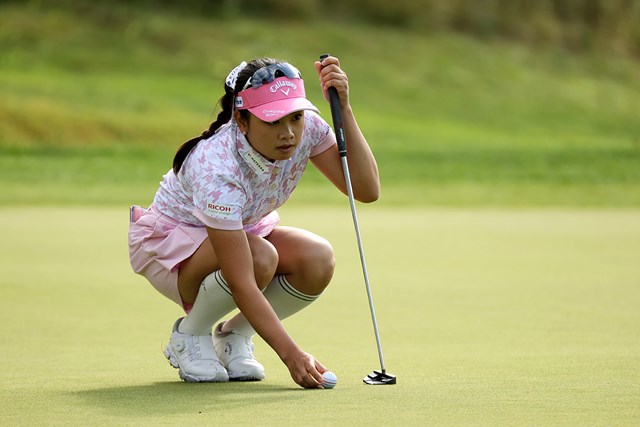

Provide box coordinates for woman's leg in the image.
[211,227,334,380]
[177,232,278,334]
[221,226,335,335]
[178,232,279,305]
[164,232,279,382]
[266,226,335,295]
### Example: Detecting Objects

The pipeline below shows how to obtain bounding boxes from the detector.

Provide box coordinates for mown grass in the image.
[1,206,639,425]
[1,3,640,206]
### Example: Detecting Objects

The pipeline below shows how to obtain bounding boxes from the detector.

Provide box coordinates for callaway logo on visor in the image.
[270,80,297,95]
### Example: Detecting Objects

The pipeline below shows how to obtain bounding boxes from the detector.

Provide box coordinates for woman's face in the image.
[236,110,305,162]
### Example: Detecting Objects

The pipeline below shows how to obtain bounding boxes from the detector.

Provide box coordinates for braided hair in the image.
[172,58,280,174]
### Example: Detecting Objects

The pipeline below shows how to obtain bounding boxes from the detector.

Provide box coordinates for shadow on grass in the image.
[73,380,309,417]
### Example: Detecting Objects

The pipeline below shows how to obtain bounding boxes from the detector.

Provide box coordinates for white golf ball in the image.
[322,371,338,389]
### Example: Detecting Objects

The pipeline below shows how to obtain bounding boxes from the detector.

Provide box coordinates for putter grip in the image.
[319,54,347,157]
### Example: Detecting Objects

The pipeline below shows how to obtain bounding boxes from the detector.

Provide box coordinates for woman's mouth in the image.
[276,144,296,154]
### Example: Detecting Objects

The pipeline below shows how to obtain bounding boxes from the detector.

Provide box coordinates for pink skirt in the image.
[127,205,279,309]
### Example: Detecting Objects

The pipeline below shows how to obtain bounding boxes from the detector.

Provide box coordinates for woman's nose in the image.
[280,125,294,139]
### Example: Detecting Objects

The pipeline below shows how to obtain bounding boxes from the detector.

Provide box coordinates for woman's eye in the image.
[293,113,303,121]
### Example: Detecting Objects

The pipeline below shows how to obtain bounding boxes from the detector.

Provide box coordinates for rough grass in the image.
[1,3,640,206]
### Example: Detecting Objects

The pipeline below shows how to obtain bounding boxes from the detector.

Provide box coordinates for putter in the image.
[319,54,396,385]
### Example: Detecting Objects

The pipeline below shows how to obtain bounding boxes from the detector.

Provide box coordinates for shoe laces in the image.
[188,335,202,361]
[187,334,217,362]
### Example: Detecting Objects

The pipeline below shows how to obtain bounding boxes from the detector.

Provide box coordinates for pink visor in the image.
[234,76,319,122]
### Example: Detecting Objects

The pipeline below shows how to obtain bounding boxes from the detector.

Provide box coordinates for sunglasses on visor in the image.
[242,63,302,90]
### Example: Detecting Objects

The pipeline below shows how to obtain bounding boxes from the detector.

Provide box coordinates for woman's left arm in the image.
[311,56,380,203]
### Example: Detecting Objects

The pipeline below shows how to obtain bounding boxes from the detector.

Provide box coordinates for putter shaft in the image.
[340,156,387,373]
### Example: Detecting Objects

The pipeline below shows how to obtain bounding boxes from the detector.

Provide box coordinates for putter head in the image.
[363,370,396,385]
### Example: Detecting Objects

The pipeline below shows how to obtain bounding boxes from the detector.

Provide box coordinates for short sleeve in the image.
[305,112,336,157]
[191,173,246,230]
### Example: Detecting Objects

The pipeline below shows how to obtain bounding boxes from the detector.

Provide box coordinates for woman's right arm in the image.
[206,226,325,388]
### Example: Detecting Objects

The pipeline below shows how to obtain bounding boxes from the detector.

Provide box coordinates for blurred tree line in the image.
[8,0,640,56]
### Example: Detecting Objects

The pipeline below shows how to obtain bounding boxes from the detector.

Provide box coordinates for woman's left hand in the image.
[314,56,350,109]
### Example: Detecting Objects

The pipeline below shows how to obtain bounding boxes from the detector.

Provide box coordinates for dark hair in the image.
[172,57,281,174]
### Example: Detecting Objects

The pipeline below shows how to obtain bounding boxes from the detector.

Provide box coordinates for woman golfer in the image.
[128,56,379,388]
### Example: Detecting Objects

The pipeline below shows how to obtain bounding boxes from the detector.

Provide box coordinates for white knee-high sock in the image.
[179,270,236,335]
[221,274,321,337]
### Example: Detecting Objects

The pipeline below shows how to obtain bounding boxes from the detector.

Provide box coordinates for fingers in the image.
[322,71,348,91]
[315,55,341,74]
[287,351,327,389]
[292,368,321,389]
[315,359,328,374]
[307,358,325,386]
[314,56,349,106]
[317,62,347,90]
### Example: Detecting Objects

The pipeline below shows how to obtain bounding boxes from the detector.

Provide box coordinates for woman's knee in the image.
[248,236,279,289]
[298,237,335,293]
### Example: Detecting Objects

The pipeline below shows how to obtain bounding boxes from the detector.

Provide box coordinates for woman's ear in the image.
[234,110,248,135]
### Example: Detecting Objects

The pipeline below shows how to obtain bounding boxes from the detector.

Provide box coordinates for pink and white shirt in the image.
[153,111,334,236]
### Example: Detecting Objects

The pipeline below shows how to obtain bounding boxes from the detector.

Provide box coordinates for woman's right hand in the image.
[282,348,327,389]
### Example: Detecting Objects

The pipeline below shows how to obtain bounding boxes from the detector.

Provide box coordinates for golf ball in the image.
[322,371,338,389]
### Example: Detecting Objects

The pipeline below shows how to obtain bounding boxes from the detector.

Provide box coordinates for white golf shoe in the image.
[164,318,229,383]
[213,322,265,381]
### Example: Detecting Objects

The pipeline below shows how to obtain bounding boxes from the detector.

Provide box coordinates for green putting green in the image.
[1,206,638,425]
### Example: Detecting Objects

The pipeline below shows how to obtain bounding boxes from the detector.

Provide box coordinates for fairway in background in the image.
[1,3,640,207]
[1,206,639,425]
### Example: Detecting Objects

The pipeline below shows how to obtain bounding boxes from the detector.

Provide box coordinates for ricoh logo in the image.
[208,203,232,213]
[270,80,297,95]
